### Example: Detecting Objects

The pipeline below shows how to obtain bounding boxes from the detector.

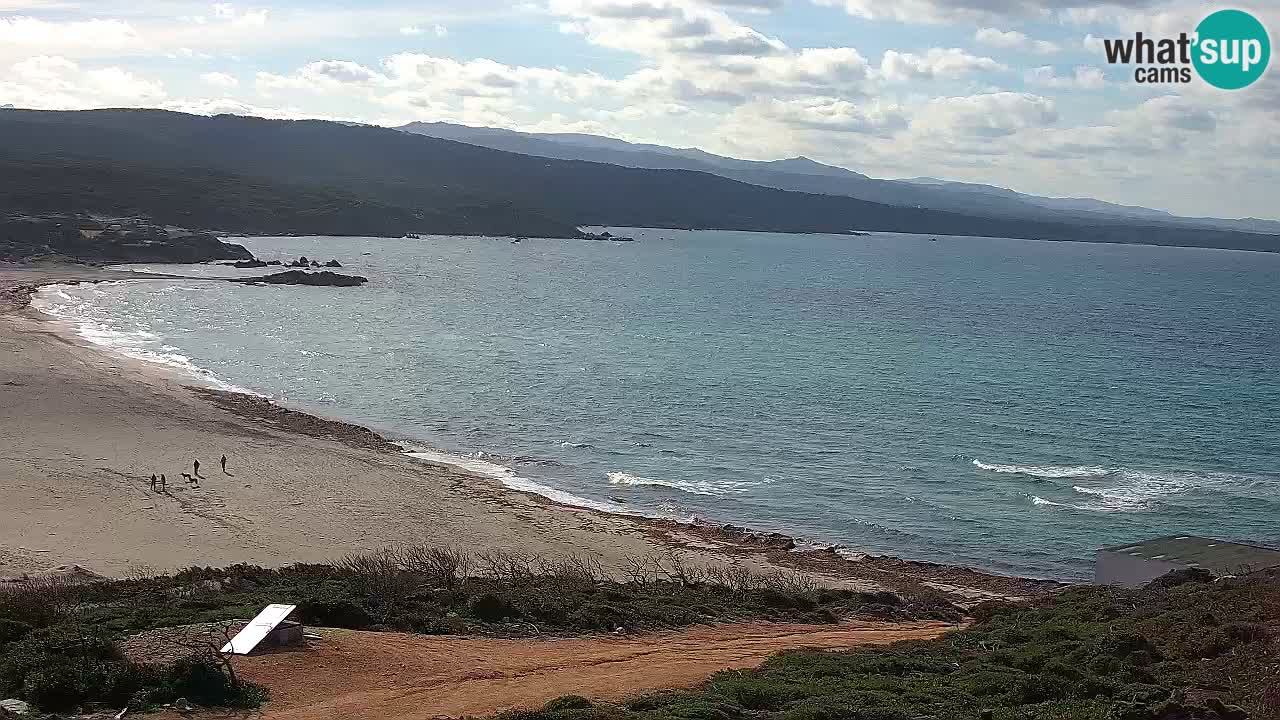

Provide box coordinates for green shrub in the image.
[470,593,522,622]
[299,598,372,629]
[22,664,89,711]
[0,625,261,712]
[0,618,33,644]
[544,695,594,711]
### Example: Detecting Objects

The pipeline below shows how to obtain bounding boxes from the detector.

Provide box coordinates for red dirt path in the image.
[212,621,955,719]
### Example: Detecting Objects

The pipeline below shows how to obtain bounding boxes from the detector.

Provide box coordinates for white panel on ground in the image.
[221,603,297,655]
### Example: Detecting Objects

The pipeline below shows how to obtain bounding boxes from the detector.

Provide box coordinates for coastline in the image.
[0,263,1060,601]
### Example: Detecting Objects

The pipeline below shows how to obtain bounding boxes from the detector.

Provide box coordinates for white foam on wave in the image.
[607,470,759,497]
[972,459,1109,479]
[983,452,1268,513]
[30,283,266,397]
[1069,468,1235,511]
[1028,495,1090,511]
[399,444,634,515]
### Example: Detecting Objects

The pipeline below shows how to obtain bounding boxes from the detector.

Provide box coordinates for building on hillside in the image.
[1096,535,1280,588]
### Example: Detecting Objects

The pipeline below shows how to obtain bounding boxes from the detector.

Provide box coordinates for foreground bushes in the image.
[0,547,954,712]
[0,626,265,712]
[501,569,1280,720]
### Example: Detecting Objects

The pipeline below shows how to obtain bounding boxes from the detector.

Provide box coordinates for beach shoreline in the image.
[0,262,1061,600]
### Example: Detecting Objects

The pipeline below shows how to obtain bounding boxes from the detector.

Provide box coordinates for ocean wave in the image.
[607,470,758,497]
[979,455,1270,513]
[972,459,1109,479]
[1028,495,1089,510]
[31,284,265,397]
[399,445,632,515]
[1070,470,1210,511]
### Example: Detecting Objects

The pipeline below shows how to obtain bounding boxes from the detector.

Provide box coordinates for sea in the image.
[31,229,1280,581]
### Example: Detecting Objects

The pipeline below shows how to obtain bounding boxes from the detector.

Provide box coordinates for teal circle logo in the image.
[1193,9,1270,89]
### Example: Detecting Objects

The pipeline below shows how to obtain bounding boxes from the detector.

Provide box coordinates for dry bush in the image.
[705,564,768,593]
[622,554,656,585]
[763,570,821,594]
[394,545,473,590]
[651,551,706,587]
[0,574,94,626]
[539,553,605,589]
[333,549,421,605]
[476,550,540,582]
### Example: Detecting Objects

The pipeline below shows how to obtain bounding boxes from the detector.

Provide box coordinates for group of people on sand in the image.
[149,454,231,493]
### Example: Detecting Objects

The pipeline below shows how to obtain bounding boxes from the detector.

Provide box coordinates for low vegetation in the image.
[512,568,1280,720]
[0,547,957,713]
[11,549,1273,719]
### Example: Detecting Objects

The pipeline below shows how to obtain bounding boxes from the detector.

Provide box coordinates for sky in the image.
[1,0,1277,219]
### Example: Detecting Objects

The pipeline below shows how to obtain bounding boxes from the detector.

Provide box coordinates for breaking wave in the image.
[399,444,633,515]
[607,470,760,497]
[31,283,264,396]
[1028,495,1090,511]
[972,459,1109,479]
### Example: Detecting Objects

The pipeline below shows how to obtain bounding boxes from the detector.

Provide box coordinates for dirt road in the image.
[230,621,955,719]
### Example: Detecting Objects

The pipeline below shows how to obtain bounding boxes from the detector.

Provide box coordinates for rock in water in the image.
[324,259,342,267]
[232,270,368,287]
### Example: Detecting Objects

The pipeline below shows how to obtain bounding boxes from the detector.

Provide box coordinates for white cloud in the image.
[974,27,1059,53]
[159,96,351,120]
[0,55,164,109]
[200,71,239,88]
[879,48,1006,81]
[974,27,1025,47]
[759,97,908,135]
[1024,65,1105,89]
[258,60,388,94]
[815,0,1162,25]
[212,3,268,27]
[551,0,787,58]
[403,23,449,37]
[913,92,1058,138]
[0,17,141,61]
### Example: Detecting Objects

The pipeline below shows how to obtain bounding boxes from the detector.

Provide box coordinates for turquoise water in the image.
[34,229,1280,580]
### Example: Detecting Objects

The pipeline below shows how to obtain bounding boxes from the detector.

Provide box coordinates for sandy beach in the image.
[0,263,1054,599]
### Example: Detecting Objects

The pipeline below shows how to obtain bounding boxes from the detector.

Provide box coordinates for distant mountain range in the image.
[400,121,1280,235]
[0,108,1274,252]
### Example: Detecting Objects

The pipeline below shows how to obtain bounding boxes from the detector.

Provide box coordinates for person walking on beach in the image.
[150,474,158,492]
[159,474,166,492]
[220,454,228,475]
[193,458,201,478]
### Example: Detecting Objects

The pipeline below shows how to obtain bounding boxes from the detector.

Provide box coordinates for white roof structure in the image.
[221,604,297,655]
